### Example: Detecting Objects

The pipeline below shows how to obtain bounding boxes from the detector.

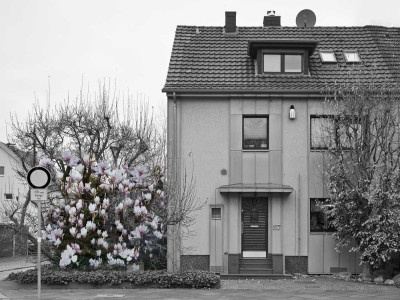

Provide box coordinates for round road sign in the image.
[27,166,51,189]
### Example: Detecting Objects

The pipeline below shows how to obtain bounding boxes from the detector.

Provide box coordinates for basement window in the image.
[319,50,336,62]
[343,51,361,63]
[211,208,221,220]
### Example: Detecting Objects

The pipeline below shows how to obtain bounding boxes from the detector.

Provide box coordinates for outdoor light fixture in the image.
[289,105,296,119]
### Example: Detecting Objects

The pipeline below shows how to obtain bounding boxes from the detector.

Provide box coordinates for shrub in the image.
[7,268,220,289]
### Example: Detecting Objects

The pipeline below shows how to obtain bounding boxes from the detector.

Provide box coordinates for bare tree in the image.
[320,74,400,270]
[3,82,160,261]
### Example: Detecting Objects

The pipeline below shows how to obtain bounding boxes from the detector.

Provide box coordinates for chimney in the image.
[225,11,236,33]
[263,10,281,27]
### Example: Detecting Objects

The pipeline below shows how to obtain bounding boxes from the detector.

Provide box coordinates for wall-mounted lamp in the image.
[289,105,296,120]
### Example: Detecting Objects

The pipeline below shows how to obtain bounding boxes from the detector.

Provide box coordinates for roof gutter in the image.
[163,88,328,98]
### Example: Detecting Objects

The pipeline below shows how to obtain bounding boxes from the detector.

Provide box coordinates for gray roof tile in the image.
[163,26,400,93]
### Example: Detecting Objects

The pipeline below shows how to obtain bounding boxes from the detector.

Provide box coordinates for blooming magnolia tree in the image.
[41,150,165,269]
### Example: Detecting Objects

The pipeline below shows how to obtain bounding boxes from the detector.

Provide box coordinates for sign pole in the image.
[27,166,51,300]
[38,199,41,299]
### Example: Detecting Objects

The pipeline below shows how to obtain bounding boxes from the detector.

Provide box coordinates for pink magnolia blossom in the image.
[61,151,80,167]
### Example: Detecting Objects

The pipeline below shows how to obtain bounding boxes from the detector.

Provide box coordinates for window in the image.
[263,54,302,73]
[319,50,337,62]
[310,115,361,150]
[0,166,4,176]
[4,193,13,200]
[343,51,361,63]
[310,116,335,150]
[243,116,268,150]
[264,54,281,72]
[310,198,335,232]
[211,208,221,220]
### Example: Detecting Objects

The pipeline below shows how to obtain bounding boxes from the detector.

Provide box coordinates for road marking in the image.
[0,292,9,299]
[95,295,125,298]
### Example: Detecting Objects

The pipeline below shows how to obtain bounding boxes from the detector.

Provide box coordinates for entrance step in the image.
[239,257,276,275]
[239,268,273,274]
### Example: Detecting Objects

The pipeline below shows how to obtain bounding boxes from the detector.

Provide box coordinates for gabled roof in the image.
[163,26,400,93]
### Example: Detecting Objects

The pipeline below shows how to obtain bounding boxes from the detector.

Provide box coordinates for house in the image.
[162,11,400,275]
[0,142,29,257]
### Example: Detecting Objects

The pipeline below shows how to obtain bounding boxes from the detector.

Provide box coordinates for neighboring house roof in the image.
[0,142,20,163]
[163,26,400,93]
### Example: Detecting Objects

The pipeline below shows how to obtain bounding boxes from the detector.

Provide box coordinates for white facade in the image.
[167,94,363,274]
[0,142,27,223]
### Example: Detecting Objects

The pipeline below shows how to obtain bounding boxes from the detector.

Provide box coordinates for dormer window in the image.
[248,40,317,76]
[343,51,361,63]
[263,53,303,73]
[319,50,337,63]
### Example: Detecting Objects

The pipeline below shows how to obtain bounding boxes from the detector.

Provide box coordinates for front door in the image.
[242,197,268,252]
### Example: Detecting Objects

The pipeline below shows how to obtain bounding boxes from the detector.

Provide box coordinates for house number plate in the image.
[272,225,280,231]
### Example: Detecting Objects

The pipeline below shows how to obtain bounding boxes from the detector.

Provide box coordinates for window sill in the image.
[242,149,269,152]
[310,232,335,235]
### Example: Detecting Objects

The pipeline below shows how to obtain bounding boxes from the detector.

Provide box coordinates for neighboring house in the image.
[163,11,400,275]
[0,142,29,257]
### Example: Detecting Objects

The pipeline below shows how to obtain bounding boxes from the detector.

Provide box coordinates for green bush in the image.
[7,268,220,289]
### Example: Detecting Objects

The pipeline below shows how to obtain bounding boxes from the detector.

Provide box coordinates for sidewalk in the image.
[0,257,399,299]
[0,256,38,272]
[0,278,399,300]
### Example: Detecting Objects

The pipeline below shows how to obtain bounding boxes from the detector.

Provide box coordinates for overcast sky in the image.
[1,0,400,143]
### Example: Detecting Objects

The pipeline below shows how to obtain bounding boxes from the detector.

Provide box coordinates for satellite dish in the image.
[296,9,316,27]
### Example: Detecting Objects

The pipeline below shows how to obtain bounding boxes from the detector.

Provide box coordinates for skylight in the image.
[319,50,336,62]
[343,51,361,63]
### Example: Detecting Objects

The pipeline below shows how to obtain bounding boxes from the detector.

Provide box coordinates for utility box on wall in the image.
[210,206,223,273]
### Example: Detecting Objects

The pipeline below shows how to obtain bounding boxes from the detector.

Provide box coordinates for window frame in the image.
[0,166,4,176]
[343,50,361,63]
[262,49,305,74]
[310,115,335,150]
[310,115,362,151]
[319,50,337,63]
[4,193,13,200]
[211,207,222,220]
[242,115,269,150]
[310,198,335,233]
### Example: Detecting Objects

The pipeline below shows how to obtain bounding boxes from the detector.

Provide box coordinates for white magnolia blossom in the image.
[69,227,77,237]
[69,207,77,216]
[86,221,96,231]
[102,198,110,208]
[153,230,163,239]
[80,228,88,238]
[59,245,78,267]
[76,199,83,210]
[89,258,102,268]
[88,203,97,214]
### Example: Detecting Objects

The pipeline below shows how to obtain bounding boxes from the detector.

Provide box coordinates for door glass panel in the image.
[250,208,258,227]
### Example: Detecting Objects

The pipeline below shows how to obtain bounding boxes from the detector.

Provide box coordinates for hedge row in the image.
[7,268,220,289]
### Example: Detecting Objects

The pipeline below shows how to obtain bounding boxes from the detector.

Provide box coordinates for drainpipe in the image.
[167,92,180,273]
